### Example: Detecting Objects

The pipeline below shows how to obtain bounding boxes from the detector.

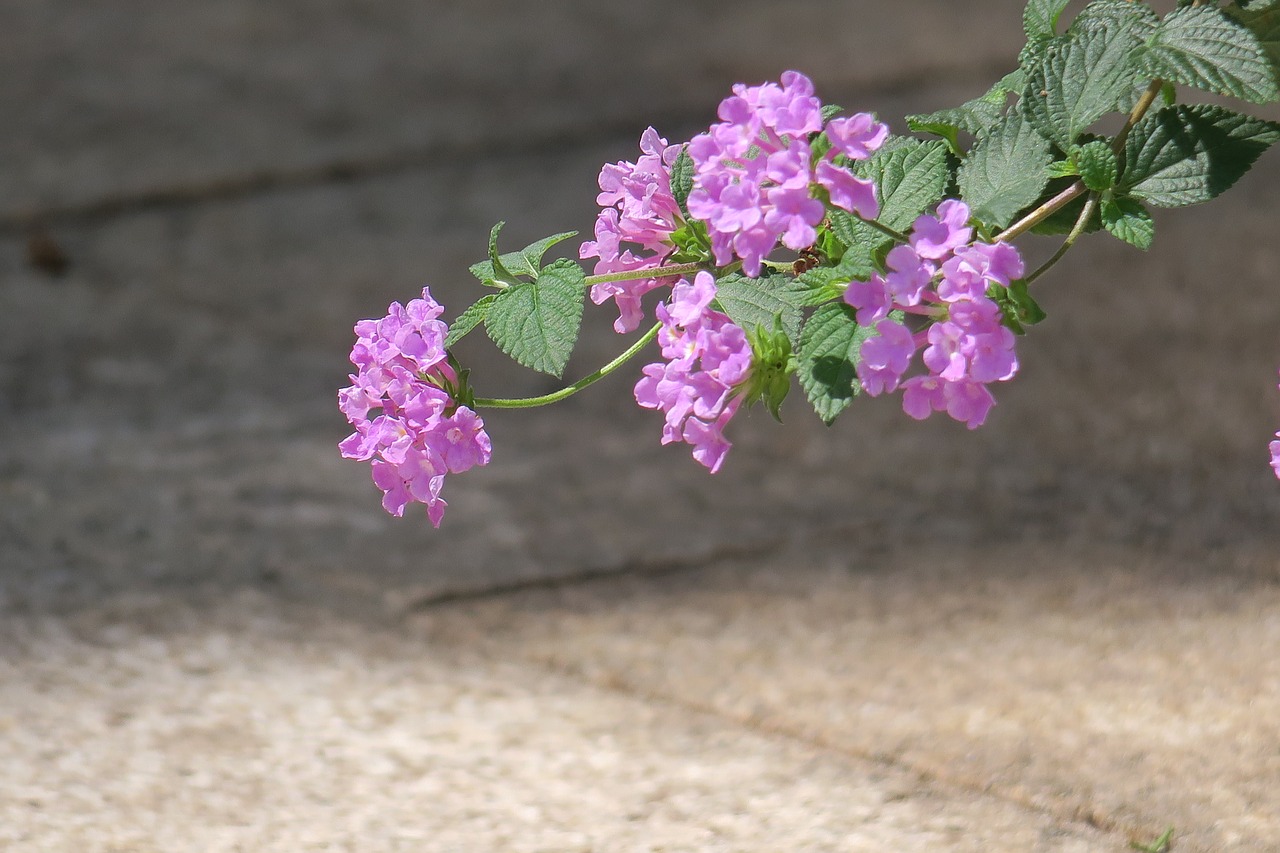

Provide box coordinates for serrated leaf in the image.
[1140,5,1278,104]
[469,230,579,283]
[797,302,874,425]
[852,139,951,232]
[712,274,808,346]
[1227,5,1280,86]
[1075,140,1119,191]
[483,259,586,377]
[1048,158,1079,178]
[1121,104,1280,207]
[444,294,498,348]
[829,210,885,255]
[1071,0,1159,37]
[958,112,1054,229]
[670,146,694,218]
[1235,0,1280,11]
[1024,0,1072,40]
[1024,14,1151,150]
[907,90,1009,156]
[1007,280,1048,325]
[821,104,844,122]
[1100,196,1155,249]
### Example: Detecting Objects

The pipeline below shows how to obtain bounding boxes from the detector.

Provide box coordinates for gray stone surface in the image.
[4,0,1280,850]
[0,593,1113,852]
[414,539,1280,851]
[1,0,1023,221]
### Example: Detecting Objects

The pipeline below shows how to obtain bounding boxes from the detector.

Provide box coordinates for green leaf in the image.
[469,230,580,283]
[797,302,874,425]
[821,103,844,122]
[1100,195,1155,249]
[483,258,586,377]
[828,210,886,257]
[1024,0,1072,40]
[670,145,694,218]
[1071,0,1159,37]
[1075,140,1119,191]
[958,111,1054,229]
[741,322,795,422]
[1048,158,1079,178]
[712,273,809,346]
[444,294,498,348]
[907,82,1016,156]
[1007,280,1048,326]
[484,221,517,285]
[1121,104,1280,207]
[1227,5,1280,87]
[1140,5,1278,104]
[1023,11,1152,150]
[853,139,951,232]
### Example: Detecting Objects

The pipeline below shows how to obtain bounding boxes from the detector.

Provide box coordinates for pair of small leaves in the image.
[468,224,578,285]
[451,226,588,378]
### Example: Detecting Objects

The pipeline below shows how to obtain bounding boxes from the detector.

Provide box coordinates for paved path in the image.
[3,2,1280,850]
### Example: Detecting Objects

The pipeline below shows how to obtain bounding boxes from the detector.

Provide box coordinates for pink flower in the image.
[634,272,753,472]
[838,201,1027,430]
[825,113,890,160]
[338,287,492,525]
[581,128,685,332]
[911,199,973,260]
[843,275,892,326]
[687,71,886,276]
[858,319,916,396]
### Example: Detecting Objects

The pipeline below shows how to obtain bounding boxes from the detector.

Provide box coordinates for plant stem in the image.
[583,262,707,287]
[996,182,1088,243]
[855,213,910,244]
[1113,78,1164,163]
[473,322,661,409]
[1024,193,1099,284]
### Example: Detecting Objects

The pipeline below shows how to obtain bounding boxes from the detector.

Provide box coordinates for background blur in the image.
[3,0,1277,611]
[2,2,1280,850]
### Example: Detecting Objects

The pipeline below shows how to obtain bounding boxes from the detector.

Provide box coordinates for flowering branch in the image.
[339,0,1280,523]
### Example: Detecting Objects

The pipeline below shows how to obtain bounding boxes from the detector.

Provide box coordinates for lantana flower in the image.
[338,288,491,525]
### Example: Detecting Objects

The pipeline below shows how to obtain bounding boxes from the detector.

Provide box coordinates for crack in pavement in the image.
[523,649,1141,850]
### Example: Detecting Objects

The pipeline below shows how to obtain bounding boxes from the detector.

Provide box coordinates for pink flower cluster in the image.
[581,128,685,333]
[844,200,1025,429]
[338,288,492,526]
[634,272,753,472]
[687,70,888,276]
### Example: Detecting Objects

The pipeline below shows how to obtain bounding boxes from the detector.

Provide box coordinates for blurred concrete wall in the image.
[1,1,1278,612]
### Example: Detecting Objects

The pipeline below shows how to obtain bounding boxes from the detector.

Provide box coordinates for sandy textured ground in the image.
[3,1,1280,850]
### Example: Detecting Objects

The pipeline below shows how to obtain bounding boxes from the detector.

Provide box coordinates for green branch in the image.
[473,323,661,409]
